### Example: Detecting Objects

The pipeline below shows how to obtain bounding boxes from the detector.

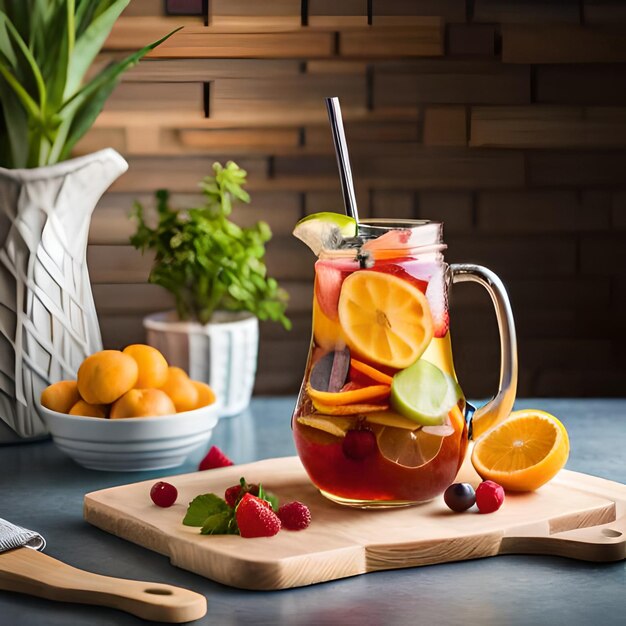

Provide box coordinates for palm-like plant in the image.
[0,0,178,168]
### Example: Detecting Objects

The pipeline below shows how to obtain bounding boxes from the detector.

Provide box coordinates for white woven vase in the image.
[0,149,128,441]
[144,311,259,418]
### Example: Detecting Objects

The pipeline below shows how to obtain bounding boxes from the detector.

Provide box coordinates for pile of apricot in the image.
[40,344,216,419]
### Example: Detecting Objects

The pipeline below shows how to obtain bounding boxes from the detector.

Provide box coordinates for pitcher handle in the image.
[450,264,518,440]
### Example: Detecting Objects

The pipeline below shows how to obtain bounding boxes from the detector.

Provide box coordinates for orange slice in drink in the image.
[349,358,393,385]
[307,383,390,406]
[310,400,390,416]
[471,409,570,492]
[338,271,433,369]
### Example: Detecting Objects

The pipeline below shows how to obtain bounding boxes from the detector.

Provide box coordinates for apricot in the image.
[159,366,198,413]
[122,344,169,389]
[77,350,139,405]
[69,400,108,419]
[110,388,176,419]
[192,381,216,409]
[40,380,80,414]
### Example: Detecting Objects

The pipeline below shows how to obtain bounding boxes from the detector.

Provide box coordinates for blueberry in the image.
[443,482,476,512]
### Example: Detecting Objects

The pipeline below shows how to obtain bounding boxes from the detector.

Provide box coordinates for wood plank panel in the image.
[474,1,580,23]
[109,156,268,192]
[210,75,367,124]
[502,25,626,63]
[470,106,626,148]
[371,0,466,21]
[123,58,302,81]
[149,31,335,58]
[527,152,626,186]
[447,24,496,56]
[308,0,368,27]
[210,0,300,27]
[584,2,626,24]
[535,65,626,105]
[88,240,312,285]
[418,191,473,231]
[305,122,420,148]
[340,23,444,58]
[423,106,467,146]
[91,190,302,244]
[275,149,525,189]
[179,128,301,152]
[94,280,312,316]
[123,0,165,17]
[73,128,126,156]
[374,61,531,107]
[104,82,204,113]
[445,235,578,277]
[107,17,202,49]
[477,190,610,232]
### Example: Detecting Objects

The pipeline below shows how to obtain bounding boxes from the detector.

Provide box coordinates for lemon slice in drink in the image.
[293,212,357,255]
[390,359,461,426]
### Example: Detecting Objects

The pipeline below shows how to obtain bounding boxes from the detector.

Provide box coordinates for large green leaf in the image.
[65,0,130,99]
[0,76,28,167]
[0,14,47,112]
[55,27,181,162]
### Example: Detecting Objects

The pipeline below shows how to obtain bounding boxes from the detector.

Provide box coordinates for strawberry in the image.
[236,493,281,538]
[198,446,234,471]
[278,502,311,531]
[224,481,259,508]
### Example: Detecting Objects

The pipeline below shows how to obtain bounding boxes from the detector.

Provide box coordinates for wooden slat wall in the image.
[81,0,626,397]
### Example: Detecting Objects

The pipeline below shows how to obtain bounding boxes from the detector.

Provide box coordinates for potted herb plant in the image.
[131,161,290,417]
[0,1,177,441]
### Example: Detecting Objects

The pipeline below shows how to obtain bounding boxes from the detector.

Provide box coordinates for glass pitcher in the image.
[291,219,517,508]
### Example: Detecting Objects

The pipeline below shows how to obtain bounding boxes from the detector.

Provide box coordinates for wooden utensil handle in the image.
[0,548,206,623]
[501,515,626,562]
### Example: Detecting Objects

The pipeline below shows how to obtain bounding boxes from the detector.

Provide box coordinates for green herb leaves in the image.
[183,477,278,536]
[130,161,291,329]
[0,1,177,168]
[183,494,239,535]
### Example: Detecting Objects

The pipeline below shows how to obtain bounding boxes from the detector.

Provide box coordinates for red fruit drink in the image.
[292,221,468,507]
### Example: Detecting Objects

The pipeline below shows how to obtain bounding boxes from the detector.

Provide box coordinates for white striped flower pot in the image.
[143,311,259,418]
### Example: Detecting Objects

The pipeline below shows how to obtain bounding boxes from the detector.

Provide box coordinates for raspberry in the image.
[475,480,505,514]
[225,482,259,508]
[236,493,281,538]
[342,429,377,460]
[198,446,234,471]
[278,501,311,531]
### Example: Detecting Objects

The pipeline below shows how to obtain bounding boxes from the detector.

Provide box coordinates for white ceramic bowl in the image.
[39,403,220,472]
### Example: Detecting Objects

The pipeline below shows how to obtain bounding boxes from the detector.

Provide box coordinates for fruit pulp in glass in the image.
[292,252,468,506]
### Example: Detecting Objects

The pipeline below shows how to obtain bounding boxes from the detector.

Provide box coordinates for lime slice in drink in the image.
[390,359,461,426]
[293,212,357,256]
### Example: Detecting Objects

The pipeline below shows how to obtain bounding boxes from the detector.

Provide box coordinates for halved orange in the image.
[471,409,570,492]
[338,271,433,369]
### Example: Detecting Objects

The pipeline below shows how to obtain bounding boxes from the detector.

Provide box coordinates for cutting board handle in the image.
[501,515,626,562]
[0,547,206,623]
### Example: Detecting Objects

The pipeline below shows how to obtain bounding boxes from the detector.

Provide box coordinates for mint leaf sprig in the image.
[130,161,291,329]
[183,477,278,536]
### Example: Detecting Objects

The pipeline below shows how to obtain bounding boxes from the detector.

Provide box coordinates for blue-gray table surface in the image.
[1,398,625,626]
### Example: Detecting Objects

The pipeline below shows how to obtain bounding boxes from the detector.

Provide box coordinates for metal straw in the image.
[325,97,360,227]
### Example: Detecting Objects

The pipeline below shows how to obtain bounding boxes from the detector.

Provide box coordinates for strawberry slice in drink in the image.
[314,261,348,320]
[371,260,428,294]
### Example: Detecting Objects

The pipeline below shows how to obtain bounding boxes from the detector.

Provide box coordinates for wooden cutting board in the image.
[84,456,626,590]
